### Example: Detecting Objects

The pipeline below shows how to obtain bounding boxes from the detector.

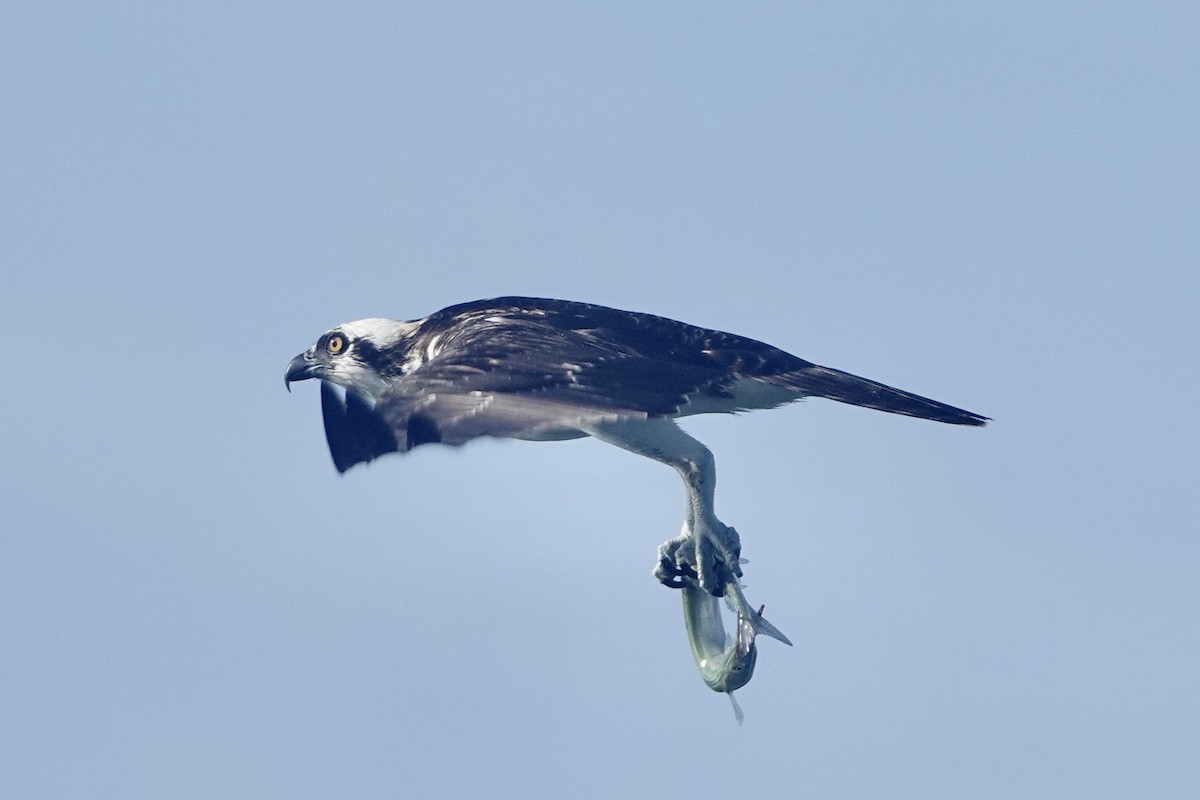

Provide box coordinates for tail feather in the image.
[768,365,989,426]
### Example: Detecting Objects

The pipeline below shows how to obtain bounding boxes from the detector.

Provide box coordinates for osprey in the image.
[285,296,987,593]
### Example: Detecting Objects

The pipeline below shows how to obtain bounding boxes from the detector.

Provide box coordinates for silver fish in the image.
[681,577,792,723]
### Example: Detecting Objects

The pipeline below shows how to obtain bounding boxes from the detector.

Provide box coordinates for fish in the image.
[681,574,793,723]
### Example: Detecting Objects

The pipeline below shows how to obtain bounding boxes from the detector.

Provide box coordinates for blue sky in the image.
[2,2,1197,798]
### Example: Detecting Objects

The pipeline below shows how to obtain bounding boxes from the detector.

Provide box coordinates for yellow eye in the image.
[326,334,346,355]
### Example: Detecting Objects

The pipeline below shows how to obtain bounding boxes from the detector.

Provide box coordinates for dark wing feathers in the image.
[393,306,734,416]
[421,297,796,374]
[369,310,731,455]
[412,298,987,424]
[762,365,990,426]
[320,381,399,472]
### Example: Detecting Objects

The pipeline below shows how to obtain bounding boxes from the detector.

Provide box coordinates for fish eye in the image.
[326,334,347,355]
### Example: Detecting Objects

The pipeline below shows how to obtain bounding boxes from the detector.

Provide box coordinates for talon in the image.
[655,543,701,588]
[655,520,745,596]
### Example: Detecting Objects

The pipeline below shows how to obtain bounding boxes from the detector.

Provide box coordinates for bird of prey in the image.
[285,296,987,594]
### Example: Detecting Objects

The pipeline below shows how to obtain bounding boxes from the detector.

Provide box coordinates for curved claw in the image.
[655,557,699,589]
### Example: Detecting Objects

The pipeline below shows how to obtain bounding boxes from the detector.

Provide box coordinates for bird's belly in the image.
[512,428,591,442]
[679,378,802,416]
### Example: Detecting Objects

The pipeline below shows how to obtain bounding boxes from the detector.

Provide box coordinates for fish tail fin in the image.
[748,606,793,647]
[727,582,794,650]
[728,691,745,725]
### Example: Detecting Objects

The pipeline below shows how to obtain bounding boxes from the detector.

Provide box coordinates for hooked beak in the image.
[285,352,322,391]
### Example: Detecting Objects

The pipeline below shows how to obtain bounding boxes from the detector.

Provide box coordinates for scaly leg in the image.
[583,417,742,594]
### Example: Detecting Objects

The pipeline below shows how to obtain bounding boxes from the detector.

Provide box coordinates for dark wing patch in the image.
[422,297,809,379]
[399,310,735,415]
[370,305,740,449]
[320,381,400,472]
[436,299,988,426]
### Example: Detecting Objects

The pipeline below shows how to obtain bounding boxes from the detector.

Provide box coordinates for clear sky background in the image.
[2,3,1197,798]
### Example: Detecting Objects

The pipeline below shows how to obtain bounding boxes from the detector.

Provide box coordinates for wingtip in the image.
[964,409,991,426]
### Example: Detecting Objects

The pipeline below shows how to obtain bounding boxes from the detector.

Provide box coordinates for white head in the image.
[284,318,418,401]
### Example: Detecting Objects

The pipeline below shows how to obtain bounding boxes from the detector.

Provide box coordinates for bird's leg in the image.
[657,439,742,594]
[583,418,743,595]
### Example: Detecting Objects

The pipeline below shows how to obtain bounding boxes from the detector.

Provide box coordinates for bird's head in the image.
[285,318,417,400]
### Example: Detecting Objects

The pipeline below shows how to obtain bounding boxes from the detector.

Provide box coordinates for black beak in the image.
[285,352,320,391]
